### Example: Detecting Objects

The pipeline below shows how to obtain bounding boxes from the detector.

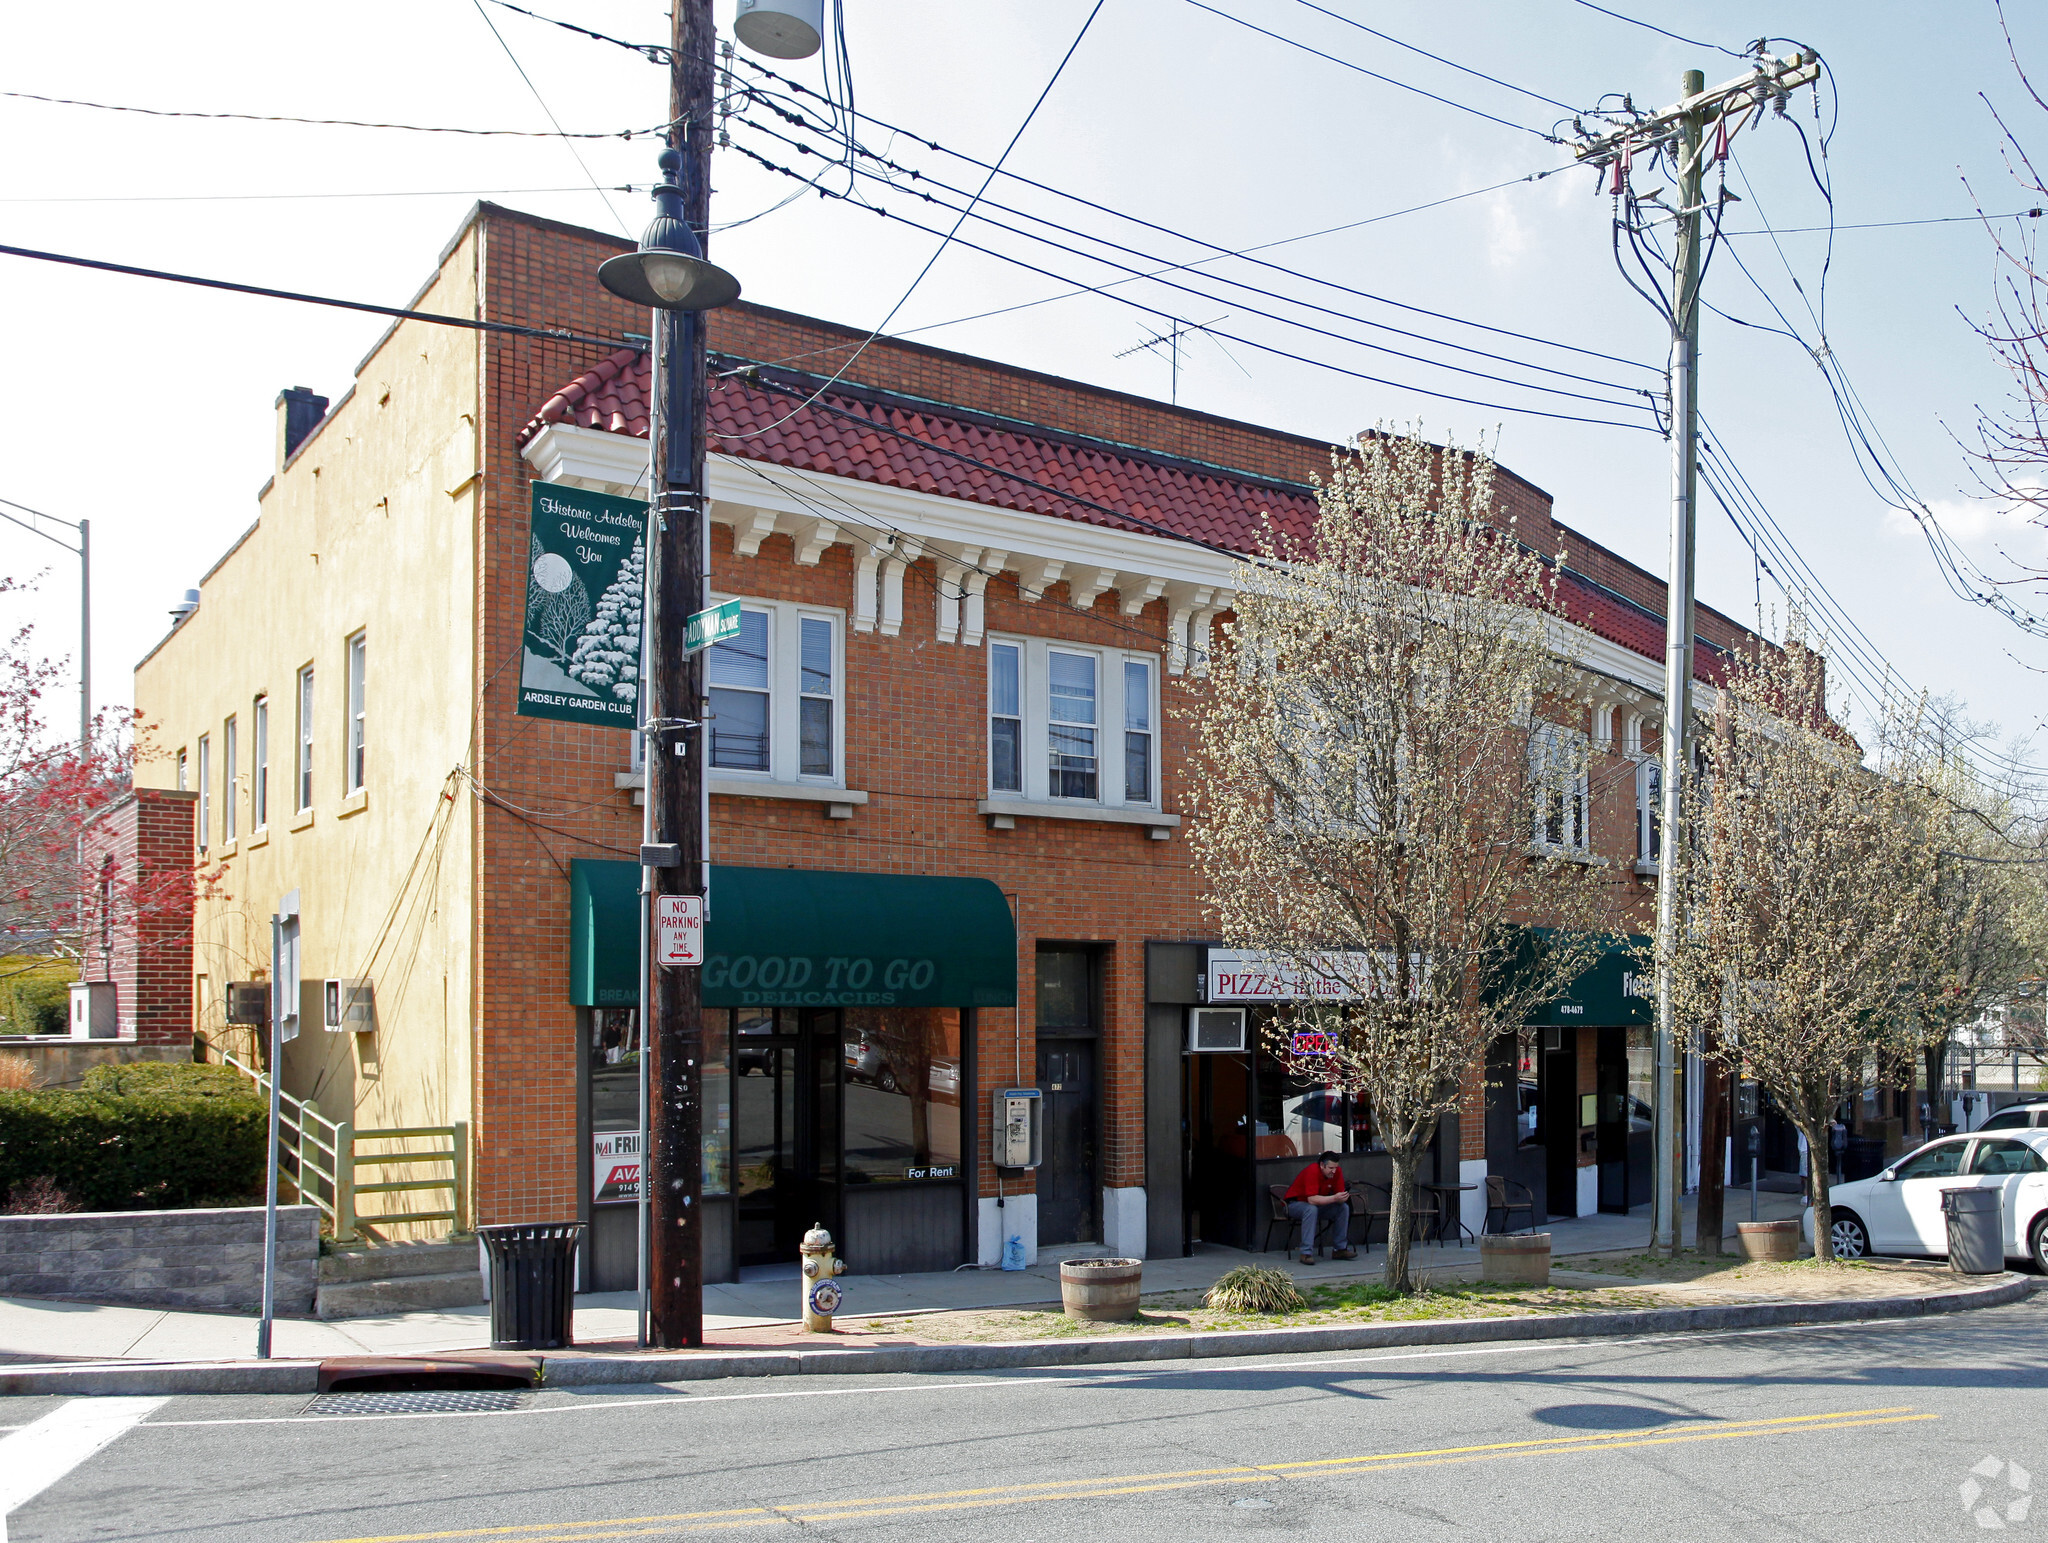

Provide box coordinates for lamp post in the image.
[599,144,739,1350]
[0,501,90,763]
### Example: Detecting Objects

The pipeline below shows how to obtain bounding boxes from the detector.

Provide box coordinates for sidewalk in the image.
[0,1190,1806,1366]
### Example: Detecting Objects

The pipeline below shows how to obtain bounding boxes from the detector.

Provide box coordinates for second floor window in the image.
[176,748,187,792]
[707,600,843,783]
[253,697,269,828]
[1530,722,1590,854]
[196,735,210,849]
[222,716,237,841]
[296,665,315,811]
[988,637,1159,807]
[1637,759,1662,866]
[346,633,367,792]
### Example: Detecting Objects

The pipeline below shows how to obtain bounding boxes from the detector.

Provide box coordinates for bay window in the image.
[1530,721,1590,854]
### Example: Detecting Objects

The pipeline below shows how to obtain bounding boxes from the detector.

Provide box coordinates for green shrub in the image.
[0,1086,268,1212]
[79,1061,253,1098]
[0,960,74,1036]
[1205,1263,1309,1314]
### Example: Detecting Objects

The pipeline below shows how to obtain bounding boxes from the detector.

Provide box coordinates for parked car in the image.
[1801,1128,2048,1269]
[844,1032,899,1091]
[1978,1098,2048,1133]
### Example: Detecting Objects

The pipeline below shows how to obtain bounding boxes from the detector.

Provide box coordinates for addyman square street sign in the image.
[684,598,742,656]
[656,894,704,968]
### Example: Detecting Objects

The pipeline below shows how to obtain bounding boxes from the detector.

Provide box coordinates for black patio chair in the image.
[1263,1183,1341,1255]
[1484,1174,1538,1234]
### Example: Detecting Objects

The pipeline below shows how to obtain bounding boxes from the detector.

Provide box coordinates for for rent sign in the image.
[518,480,649,729]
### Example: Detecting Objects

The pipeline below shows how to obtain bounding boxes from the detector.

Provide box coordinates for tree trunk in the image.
[1385,1144,1418,1293]
[1696,1064,1728,1255]
[1924,1040,1948,1136]
[1796,1115,1834,1261]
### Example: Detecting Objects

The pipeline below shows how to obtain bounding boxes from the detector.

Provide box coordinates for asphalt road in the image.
[8,1296,2048,1543]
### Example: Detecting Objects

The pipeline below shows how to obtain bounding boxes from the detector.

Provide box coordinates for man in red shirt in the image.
[1284,1150,1355,1262]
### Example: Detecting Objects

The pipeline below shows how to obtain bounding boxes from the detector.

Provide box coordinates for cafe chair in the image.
[1407,1185,1444,1245]
[1484,1175,1538,1235]
[1262,1183,1340,1255]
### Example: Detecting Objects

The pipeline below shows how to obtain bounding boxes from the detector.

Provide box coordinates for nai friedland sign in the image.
[518,480,648,729]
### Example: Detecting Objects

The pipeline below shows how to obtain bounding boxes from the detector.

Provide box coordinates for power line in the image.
[0,241,630,351]
[714,0,1108,442]
[1184,0,1563,143]
[1722,209,2045,235]
[0,185,647,205]
[1287,0,1583,113]
[469,0,630,235]
[1564,0,1748,58]
[725,137,1658,431]
[733,115,1649,404]
[480,0,669,62]
[731,55,1653,375]
[0,89,664,139]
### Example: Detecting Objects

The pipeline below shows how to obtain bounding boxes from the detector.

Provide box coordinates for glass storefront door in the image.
[732,1008,841,1267]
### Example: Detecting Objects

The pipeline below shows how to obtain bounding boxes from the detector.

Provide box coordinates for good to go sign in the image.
[656,895,703,968]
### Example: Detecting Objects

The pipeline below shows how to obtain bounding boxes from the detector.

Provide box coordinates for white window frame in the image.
[252,696,269,830]
[704,596,846,787]
[221,715,237,842]
[345,631,367,793]
[196,734,211,850]
[296,664,315,812]
[1635,757,1662,868]
[176,748,187,792]
[985,634,1160,808]
[1529,721,1591,855]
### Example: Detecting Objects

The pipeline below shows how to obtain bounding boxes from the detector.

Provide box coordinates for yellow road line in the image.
[303,1405,1932,1543]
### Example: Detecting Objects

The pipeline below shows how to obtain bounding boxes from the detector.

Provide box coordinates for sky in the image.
[2,0,2045,778]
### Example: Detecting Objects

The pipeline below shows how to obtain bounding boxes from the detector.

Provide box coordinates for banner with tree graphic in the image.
[518,480,648,729]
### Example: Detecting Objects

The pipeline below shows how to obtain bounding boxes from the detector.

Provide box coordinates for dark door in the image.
[1037,1039,1097,1245]
[733,1009,840,1266]
[1186,1050,1253,1248]
[1543,1036,1580,1218]
[1597,1028,1628,1212]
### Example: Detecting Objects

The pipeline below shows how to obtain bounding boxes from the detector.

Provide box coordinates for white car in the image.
[1804,1128,2048,1269]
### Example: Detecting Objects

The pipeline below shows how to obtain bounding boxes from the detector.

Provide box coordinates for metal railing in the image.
[215,1049,468,1242]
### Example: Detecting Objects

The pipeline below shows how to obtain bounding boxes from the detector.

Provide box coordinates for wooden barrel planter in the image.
[1060,1258,1143,1321]
[1737,1219,1803,1262]
[1478,1232,1551,1285]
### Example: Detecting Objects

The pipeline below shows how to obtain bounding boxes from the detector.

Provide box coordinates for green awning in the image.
[568,861,1017,1009]
[1517,928,1653,1027]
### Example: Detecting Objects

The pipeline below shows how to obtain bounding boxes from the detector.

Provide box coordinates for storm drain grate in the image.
[304,1388,533,1416]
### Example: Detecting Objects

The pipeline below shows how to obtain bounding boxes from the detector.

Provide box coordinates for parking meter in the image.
[1745,1123,1762,1222]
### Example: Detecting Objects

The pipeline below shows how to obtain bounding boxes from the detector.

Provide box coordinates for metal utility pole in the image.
[646,0,715,1350]
[0,503,90,761]
[1571,54,1819,1255]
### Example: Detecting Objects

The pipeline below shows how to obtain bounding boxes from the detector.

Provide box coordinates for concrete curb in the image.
[2,1273,2030,1397]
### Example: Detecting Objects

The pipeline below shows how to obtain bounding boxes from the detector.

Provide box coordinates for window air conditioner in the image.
[318,978,375,1034]
[1187,1006,1247,1053]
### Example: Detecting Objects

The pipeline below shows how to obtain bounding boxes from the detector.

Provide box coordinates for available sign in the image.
[593,1129,641,1203]
[518,480,648,729]
[656,895,704,968]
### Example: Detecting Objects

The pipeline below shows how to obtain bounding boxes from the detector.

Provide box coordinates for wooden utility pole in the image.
[644,0,716,1349]
[1571,52,1819,1254]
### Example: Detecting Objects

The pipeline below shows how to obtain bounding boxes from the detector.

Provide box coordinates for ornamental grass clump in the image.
[1205,1264,1308,1315]
[0,1053,35,1091]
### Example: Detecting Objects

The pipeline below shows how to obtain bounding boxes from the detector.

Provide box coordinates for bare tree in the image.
[1668,643,1944,1261]
[1187,428,1619,1293]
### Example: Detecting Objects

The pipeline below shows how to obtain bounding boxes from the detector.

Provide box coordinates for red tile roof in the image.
[523,349,1724,678]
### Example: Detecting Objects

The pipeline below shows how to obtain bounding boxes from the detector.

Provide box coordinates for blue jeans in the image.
[1290,1198,1349,1255]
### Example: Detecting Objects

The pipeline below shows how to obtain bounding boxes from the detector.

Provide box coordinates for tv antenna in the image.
[1115,315,1230,406]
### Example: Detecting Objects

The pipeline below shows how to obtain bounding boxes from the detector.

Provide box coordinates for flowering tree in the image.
[1187,429,1619,1293]
[0,607,211,1006]
[1667,644,1945,1261]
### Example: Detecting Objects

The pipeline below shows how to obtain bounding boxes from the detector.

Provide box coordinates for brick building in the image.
[136,202,1752,1282]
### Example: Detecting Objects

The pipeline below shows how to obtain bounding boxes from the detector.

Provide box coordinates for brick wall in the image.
[77,788,199,1047]
[460,203,1719,1235]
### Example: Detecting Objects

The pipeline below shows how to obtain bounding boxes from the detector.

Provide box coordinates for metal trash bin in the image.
[1843,1137,1886,1183]
[479,1222,585,1349]
[1940,1187,2004,1276]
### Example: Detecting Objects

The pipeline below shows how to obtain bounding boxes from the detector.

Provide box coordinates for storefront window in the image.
[1252,1029,1373,1157]
[586,1007,731,1200]
[842,1007,963,1182]
[1517,1030,1543,1148]
[1036,950,1093,1030]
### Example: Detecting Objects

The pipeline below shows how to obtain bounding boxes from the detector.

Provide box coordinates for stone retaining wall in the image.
[0,1205,319,1314]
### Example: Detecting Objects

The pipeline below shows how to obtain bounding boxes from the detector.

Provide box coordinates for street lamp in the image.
[0,499,90,764]
[599,143,738,1351]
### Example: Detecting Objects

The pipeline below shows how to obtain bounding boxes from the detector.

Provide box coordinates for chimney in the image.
[275,386,329,468]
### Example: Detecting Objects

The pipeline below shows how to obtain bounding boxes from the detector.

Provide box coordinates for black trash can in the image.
[1843,1137,1886,1183]
[479,1222,585,1349]
[1940,1187,2004,1276]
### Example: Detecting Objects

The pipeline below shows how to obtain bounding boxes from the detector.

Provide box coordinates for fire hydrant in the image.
[800,1222,847,1332]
